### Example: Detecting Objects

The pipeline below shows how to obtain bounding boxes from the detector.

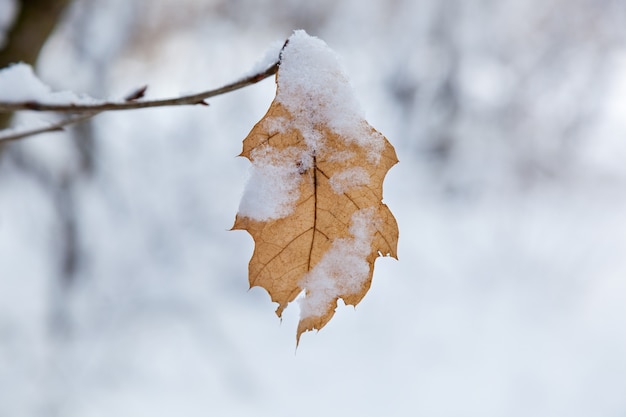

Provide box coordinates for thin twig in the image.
[0,62,279,113]
[0,112,97,143]
[0,61,279,143]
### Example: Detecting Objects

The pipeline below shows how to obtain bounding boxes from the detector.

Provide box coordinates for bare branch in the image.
[0,62,279,113]
[0,112,97,143]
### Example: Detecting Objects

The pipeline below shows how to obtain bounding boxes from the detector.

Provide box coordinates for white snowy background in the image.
[1,0,626,416]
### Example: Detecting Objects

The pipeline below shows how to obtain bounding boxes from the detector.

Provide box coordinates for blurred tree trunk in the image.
[0,0,72,129]
[1,0,82,315]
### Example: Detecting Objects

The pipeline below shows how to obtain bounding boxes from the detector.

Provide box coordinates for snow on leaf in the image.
[233,30,398,343]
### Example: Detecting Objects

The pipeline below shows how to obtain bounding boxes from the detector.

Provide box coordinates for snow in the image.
[237,145,304,221]
[329,166,370,194]
[243,39,283,77]
[299,207,378,318]
[0,62,100,104]
[276,30,385,161]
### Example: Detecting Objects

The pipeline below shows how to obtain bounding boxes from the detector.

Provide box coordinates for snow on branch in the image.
[0,60,280,143]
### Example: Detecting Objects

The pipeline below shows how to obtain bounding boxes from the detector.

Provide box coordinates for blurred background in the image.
[1,0,626,416]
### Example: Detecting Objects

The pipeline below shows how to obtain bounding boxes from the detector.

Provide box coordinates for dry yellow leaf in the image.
[233,31,398,343]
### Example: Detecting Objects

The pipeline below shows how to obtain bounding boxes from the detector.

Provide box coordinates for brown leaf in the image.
[233,31,398,343]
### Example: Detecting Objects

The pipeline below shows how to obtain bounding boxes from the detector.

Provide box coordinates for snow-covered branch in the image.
[0,60,279,143]
[0,62,279,113]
